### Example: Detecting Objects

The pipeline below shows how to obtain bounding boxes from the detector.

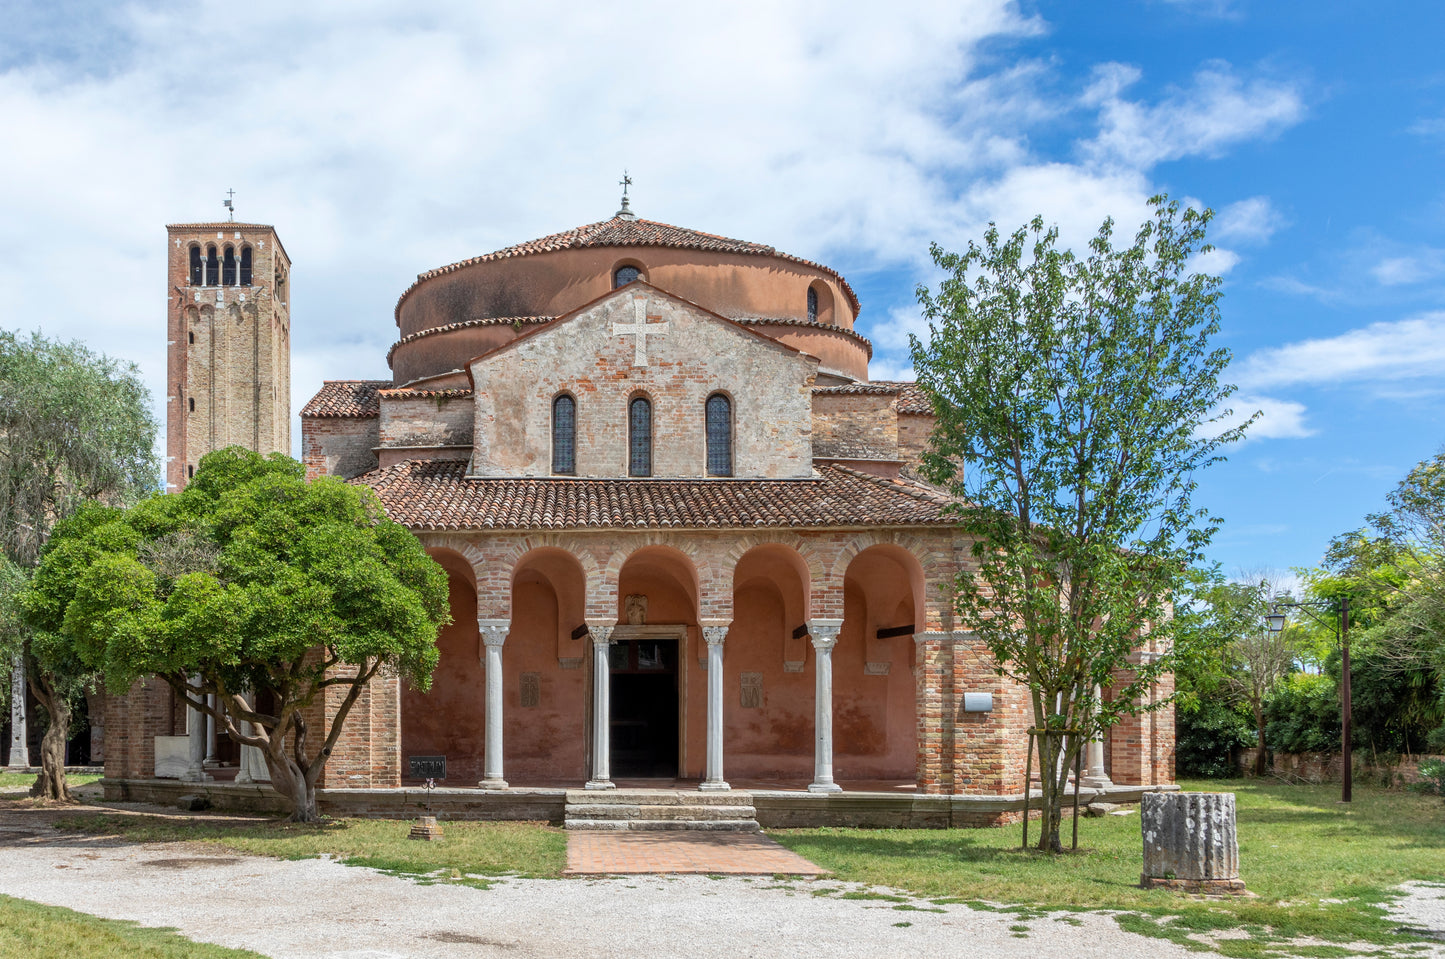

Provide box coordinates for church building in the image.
[106,192,1175,825]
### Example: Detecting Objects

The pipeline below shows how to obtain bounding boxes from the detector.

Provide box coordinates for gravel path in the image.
[2,803,1442,959]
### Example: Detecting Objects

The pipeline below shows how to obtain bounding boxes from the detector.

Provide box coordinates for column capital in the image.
[587,623,614,645]
[701,624,729,647]
[478,619,509,648]
[809,618,843,650]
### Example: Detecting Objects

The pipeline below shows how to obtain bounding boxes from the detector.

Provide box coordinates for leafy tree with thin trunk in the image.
[25,447,448,822]
[0,331,158,801]
[910,197,1252,852]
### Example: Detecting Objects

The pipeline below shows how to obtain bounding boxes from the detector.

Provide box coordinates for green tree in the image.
[0,331,158,800]
[26,447,449,822]
[910,197,1251,852]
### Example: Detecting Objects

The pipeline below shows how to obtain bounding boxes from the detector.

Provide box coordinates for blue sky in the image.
[1,0,1440,582]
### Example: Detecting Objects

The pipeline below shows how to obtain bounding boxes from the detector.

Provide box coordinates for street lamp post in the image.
[1265,597,1351,803]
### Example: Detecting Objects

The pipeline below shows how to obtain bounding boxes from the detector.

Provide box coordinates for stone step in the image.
[564,789,753,806]
[564,818,761,832]
[564,803,756,822]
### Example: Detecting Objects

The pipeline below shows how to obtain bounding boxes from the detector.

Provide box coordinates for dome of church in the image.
[389,212,871,387]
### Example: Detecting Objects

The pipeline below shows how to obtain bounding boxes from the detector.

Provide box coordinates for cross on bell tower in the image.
[224,189,236,221]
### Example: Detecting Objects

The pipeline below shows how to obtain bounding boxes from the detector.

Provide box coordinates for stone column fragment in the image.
[7,654,29,769]
[181,677,211,783]
[808,619,844,794]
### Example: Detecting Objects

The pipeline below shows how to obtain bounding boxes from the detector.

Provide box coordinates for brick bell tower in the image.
[165,213,292,492]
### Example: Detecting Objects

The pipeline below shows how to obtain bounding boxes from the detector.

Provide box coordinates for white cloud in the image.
[1083,61,1304,169]
[1234,313,1445,390]
[1370,249,1445,286]
[1213,196,1284,244]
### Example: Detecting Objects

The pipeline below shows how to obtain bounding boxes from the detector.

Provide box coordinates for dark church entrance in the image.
[608,638,678,778]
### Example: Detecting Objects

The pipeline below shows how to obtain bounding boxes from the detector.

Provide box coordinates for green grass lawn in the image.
[0,771,102,795]
[771,778,1445,958]
[52,813,568,887]
[0,895,266,959]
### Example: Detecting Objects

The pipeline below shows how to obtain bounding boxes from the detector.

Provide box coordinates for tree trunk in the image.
[262,746,322,823]
[26,664,73,803]
[1035,733,1068,853]
[1253,706,1267,777]
[28,696,72,802]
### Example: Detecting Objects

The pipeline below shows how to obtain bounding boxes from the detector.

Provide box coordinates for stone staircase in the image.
[563,789,759,832]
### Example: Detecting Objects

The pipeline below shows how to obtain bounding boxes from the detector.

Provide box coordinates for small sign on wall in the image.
[408,755,446,780]
[740,672,763,709]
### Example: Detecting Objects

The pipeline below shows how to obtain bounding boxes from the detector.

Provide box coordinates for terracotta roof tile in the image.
[354,460,957,531]
[870,380,932,414]
[395,215,859,322]
[376,387,473,400]
[813,383,901,396]
[300,381,387,418]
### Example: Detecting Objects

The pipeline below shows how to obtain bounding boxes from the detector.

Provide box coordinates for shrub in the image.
[1411,758,1445,797]
[1176,698,1255,777]
[1265,673,1340,754]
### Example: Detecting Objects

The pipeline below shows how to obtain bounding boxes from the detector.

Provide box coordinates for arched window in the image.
[807,287,818,323]
[614,265,641,288]
[628,396,652,477]
[188,246,203,285]
[552,393,576,475]
[221,245,237,286]
[204,245,219,286]
[239,246,253,286]
[706,393,732,477]
[188,397,195,412]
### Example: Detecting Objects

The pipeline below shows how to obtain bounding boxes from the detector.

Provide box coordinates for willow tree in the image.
[27,448,448,822]
[0,331,158,800]
[910,197,1252,852]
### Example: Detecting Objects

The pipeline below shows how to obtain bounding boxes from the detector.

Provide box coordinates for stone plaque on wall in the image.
[740,672,763,709]
[520,672,540,708]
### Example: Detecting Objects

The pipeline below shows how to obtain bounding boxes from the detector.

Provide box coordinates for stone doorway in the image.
[608,632,680,778]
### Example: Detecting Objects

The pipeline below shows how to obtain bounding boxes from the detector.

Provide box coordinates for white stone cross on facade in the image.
[611,297,669,367]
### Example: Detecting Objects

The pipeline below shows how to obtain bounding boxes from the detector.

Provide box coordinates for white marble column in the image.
[1083,687,1112,788]
[478,618,510,789]
[7,654,29,769]
[234,694,270,785]
[700,623,730,792]
[181,677,210,783]
[204,693,218,766]
[585,624,615,790]
[808,619,844,794]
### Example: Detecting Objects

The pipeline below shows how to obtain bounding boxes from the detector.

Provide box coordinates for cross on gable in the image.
[610,297,669,367]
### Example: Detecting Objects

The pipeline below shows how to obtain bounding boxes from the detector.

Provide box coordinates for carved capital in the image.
[701,625,729,647]
[809,618,843,652]
[587,623,614,646]
[477,618,509,649]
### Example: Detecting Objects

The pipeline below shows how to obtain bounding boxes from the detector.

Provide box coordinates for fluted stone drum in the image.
[1140,792,1245,893]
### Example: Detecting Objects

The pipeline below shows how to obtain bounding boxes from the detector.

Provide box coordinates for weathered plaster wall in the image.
[301,416,379,480]
[469,288,817,479]
[379,394,473,448]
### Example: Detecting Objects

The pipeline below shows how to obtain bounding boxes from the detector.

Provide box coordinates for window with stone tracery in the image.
[629,396,652,477]
[706,393,732,477]
[614,265,641,288]
[552,393,576,475]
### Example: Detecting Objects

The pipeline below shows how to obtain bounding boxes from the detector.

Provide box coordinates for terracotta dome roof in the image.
[394,214,860,322]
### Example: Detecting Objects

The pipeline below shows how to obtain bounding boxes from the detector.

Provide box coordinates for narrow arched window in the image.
[204,245,219,285]
[614,265,641,288]
[239,246,253,286]
[189,246,203,285]
[628,396,652,477]
[552,394,576,475]
[222,245,237,286]
[188,397,195,412]
[807,286,818,323]
[706,393,732,477]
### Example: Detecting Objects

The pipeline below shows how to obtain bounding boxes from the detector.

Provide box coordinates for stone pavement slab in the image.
[565,829,826,875]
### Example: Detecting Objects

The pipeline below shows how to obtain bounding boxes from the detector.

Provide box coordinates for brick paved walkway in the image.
[564,830,827,876]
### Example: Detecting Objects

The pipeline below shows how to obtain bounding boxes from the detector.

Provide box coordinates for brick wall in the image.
[104,677,178,780]
[302,416,380,480]
[379,395,472,448]
[470,289,817,479]
[811,393,898,457]
[897,413,935,474]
